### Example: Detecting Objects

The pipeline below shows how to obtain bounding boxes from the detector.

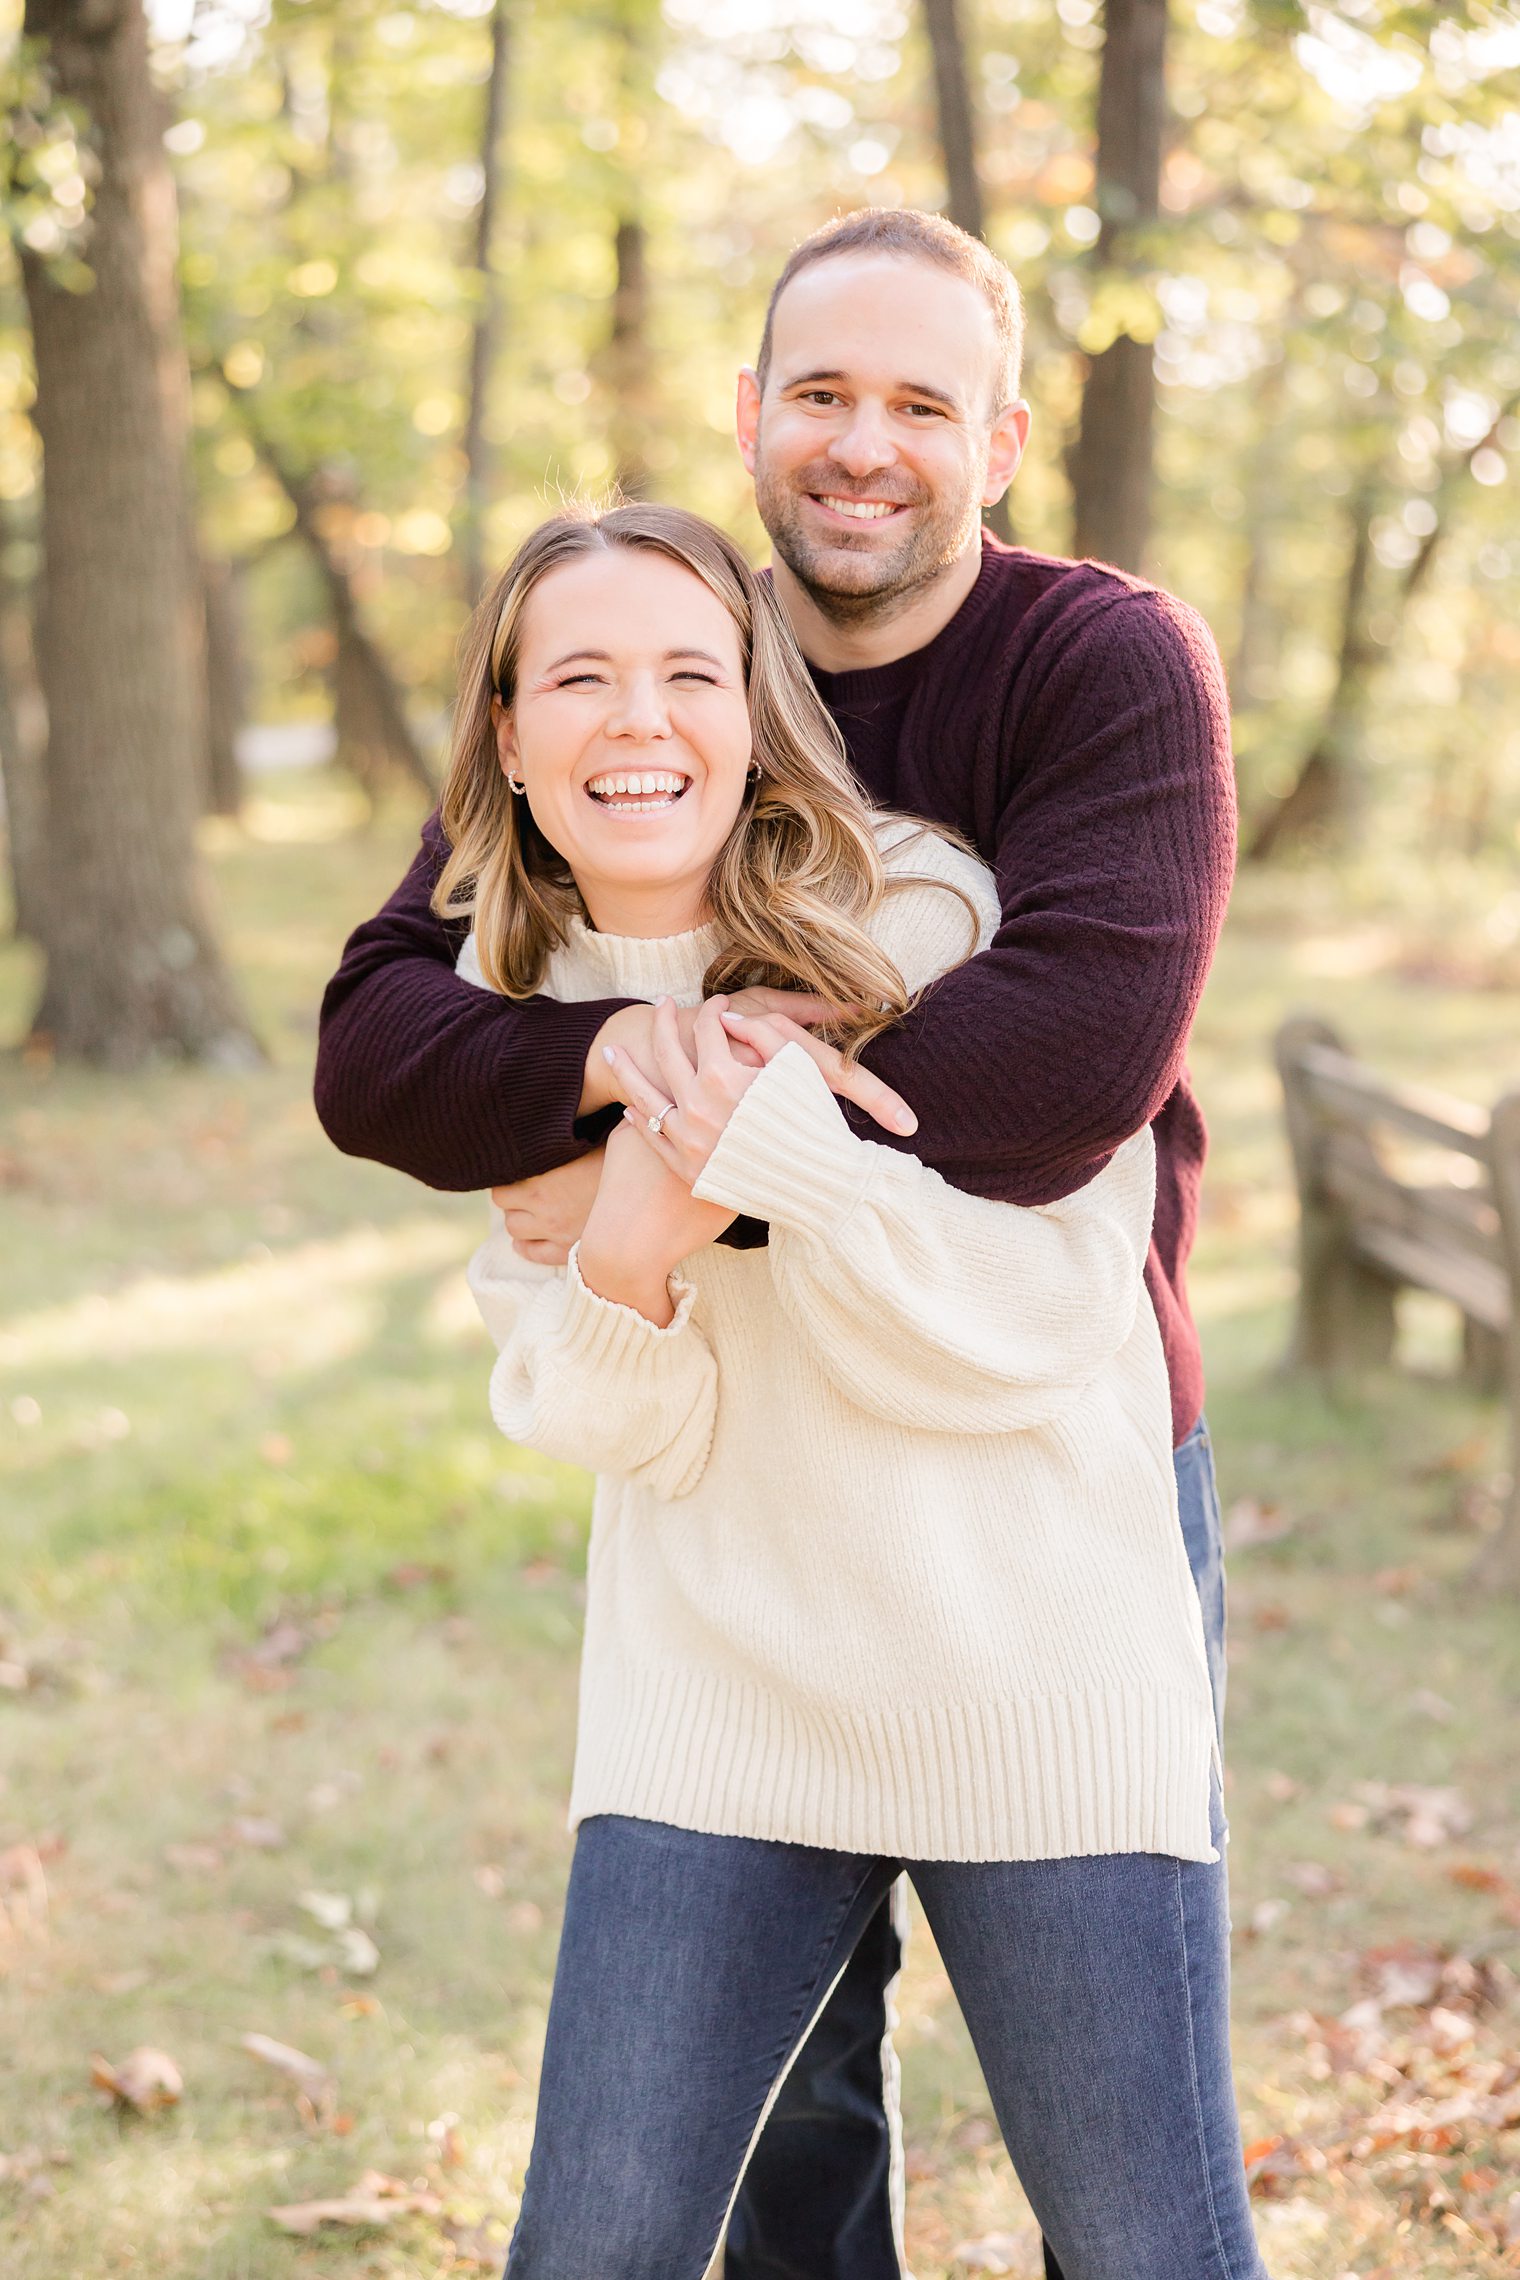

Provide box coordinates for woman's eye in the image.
[555,673,604,688]
[671,670,718,686]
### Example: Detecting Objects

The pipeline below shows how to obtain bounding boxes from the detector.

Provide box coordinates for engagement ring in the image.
[648,1102,676,1137]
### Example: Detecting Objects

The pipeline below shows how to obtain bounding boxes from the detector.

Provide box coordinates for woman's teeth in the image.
[818,497,901,520]
[585,770,691,812]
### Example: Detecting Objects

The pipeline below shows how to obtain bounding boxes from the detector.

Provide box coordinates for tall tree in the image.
[920,0,1014,544]
[201,554,245,819]
[14,0,255,1064]
[1067,0,1168,573]
[458,0,512,604]
[0,499,47,939]
[1249,394,1519,859]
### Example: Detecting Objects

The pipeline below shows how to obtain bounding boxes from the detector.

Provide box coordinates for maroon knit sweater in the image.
[315,535,1236,1446]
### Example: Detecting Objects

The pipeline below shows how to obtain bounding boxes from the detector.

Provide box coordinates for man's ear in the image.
[735,367,762,477]
[491,694,518,774]
[982,399,1031,508]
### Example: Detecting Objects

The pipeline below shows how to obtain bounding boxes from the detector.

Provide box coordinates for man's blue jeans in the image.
[508,1419,1239,2280]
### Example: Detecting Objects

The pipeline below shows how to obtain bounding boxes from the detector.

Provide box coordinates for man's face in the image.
[737,253,1026,623]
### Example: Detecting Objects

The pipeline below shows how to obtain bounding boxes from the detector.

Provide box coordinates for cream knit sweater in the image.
[461,826,1218,1864]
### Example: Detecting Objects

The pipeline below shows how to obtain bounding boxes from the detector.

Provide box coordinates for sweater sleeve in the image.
[466,1227,717,1498]
[851,585,1235,1207]
[314,809,638,1191]
[692,1043,1155,1434]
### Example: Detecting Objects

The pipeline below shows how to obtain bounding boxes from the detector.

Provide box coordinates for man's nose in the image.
[608,671,674,741]
[826,403,898,480]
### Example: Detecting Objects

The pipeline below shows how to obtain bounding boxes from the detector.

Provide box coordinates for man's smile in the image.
[807,492,913,528]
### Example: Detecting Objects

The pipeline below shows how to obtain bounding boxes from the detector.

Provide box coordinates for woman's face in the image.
[497,548,754,935]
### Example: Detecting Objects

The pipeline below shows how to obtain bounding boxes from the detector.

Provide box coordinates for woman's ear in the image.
[491,695,518,775]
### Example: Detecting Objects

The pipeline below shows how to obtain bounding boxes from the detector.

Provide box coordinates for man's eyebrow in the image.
[778,367,964,412]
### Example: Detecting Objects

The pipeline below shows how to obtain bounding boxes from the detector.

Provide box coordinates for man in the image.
[316,208,1236,2280]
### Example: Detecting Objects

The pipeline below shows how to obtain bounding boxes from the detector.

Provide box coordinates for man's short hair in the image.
[754,207,1024,413]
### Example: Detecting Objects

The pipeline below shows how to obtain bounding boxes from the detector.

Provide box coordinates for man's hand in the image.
[582,990,918,1138]
[490,1149,605,1266]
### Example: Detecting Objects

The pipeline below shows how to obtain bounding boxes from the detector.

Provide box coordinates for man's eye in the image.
[904,403,947,419]
[799,390,841,406]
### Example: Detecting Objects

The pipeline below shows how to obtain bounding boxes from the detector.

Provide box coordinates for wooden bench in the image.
[1274,1016,1520,1584]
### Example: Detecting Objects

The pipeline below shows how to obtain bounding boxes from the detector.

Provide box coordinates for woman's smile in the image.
[583,768,694,815]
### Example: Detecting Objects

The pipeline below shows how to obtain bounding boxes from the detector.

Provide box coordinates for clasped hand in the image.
[492,988,916,1270]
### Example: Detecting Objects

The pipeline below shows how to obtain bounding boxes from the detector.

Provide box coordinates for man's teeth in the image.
[585,770,690,809]
[819,496,901,521]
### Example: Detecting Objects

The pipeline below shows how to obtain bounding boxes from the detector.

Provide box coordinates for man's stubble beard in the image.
[753,448,988,631]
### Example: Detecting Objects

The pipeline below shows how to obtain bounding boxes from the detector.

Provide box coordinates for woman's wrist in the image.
[575,1240,678,1328]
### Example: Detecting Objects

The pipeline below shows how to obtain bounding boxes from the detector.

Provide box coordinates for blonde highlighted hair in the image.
[434,501,973,1055]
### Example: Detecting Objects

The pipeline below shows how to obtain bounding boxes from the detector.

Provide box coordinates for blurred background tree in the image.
[2,0,1519,1048]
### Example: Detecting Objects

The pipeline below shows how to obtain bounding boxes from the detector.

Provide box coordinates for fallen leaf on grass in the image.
[473,1864,508,1900]
[441,2214,510,2268]
[228,1815,287,1851]
[1226,1498,1294,1549]
[334,1926,380,1976]
[1264,1770,1302,1804]
[267,2169,443,2236]
[239,2033,333,2105]
[1249,1897,1292,1935]
[93,1969,151,1996]
[164,1842,223,1876]
[1407,1688,1455,1723]
[949,2233,1030,2275]
[90,2047,182,2113]
[1284,1860,1342,1899]
[1345,1782,1473,1849]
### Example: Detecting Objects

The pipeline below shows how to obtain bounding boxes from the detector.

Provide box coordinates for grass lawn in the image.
[3,773,1518,2278]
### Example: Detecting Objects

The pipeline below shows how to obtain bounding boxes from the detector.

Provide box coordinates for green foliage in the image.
[3,0,1518,840]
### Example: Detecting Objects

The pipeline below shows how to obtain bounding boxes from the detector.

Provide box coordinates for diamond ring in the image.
[647,1102,677,1137]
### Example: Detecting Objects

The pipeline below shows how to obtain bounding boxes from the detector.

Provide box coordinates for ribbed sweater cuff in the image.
[560,1243,699,1369]
[692,1044,875,1238]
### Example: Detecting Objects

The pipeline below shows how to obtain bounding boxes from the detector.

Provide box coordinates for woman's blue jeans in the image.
[505,1422,1259,2280]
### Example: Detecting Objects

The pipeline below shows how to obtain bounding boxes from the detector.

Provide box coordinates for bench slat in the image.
[1292,1044,1493,1162]
[1319,1147,1503,1260]
[1347,1224,1512,1332]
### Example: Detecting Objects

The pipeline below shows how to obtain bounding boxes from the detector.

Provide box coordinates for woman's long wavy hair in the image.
[433,502,971,1055]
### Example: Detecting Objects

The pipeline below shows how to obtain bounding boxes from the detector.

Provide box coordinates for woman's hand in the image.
[588,990,918,1138]
[609,995,899,1191]
[576,1117,735,1326]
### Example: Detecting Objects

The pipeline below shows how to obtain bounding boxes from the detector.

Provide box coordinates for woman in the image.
[442,502,1267,2280]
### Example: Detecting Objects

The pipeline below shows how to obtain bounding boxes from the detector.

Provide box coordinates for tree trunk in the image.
[202,554,245,818]
[459,0,512,604]
[606,213,651,499]
[225,386,436,797]
[1068,0,1168,573]
[0,503,48,940]
[1248,487,1375,860]
[17,0,256,1065]
[920,0,1014,544]
[1249,394,1518,861]
[922,0,983,241]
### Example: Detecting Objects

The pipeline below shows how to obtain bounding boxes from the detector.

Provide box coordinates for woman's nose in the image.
[607,673,674,741]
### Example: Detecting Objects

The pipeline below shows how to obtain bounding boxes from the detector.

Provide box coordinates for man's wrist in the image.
[581,1005,647,1118]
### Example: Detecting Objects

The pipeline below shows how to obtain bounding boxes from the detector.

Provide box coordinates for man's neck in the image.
[770,535,985,676]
